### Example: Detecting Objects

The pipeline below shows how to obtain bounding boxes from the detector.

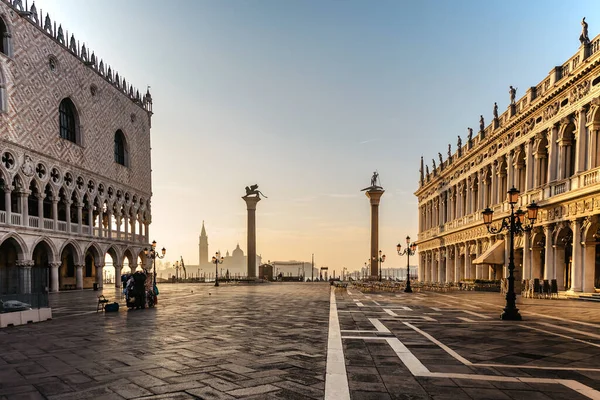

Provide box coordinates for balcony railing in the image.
[29,216,40,228]
[10,214,21,226]
[0,211,144,244]
[581,167,600,188]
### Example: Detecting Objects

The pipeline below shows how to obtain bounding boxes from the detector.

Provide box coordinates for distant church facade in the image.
[196,221,261,278]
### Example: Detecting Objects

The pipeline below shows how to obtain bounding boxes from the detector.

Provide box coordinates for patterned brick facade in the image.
[0,0,154,293]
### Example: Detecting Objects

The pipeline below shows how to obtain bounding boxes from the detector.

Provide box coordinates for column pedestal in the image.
[365,188,384,279]
[242,195,261,279]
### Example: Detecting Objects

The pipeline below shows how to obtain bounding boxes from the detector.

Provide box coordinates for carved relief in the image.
[544,101,560,121]
[569,80,590,103]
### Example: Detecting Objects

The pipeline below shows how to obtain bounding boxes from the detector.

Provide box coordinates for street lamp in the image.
[144,240,166,287]
[482,187,539,321]
[397,235,417,293]
[375,250,386,282]
[212,252,224,287]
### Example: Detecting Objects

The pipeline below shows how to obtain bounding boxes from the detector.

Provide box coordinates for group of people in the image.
[121,271,158,309]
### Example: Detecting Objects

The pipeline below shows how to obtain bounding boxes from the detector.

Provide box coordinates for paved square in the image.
[2,283,329,399]
[2,283,600,399]
[336,287,600,400]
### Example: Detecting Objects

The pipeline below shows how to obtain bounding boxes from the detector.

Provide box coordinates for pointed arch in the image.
[31,236,58,262]
[0,232,27,260]
[59,240,82,265]
[59,98,81,145]
[0,14,12,57]
[114,129,128,167]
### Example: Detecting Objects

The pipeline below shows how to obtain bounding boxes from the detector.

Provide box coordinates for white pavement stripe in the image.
[356,302,364,307]
[373,300,381,306]
[462,310,491,319]
[457,317,476,323]
[403,322,473,365]
[325,287,350,400]
[402,306,413,311]
[431,307,442,311]
[383,308,398,317]
[386,337,431,375]
[535,321,600,340]
[520,324,600,349]
[369,318,391,333]
[343,336,389,340]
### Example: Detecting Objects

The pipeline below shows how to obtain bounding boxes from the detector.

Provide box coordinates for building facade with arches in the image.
[416,28,600,294]
[0,0,154,294]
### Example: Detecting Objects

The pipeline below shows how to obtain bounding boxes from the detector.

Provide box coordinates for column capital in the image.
[75,264,84,270]
[16,260,34,268]
[49,262,61,269]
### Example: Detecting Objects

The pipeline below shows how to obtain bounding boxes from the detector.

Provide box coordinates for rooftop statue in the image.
[493,102,498,119]
[244,184,267,198]
[509,86,517,105]
[467,127,473,142]
[447,144,452,159]
[438,152,443,166]
[457,135,462,149]
[479,115,485,132]
[580,17,590,44]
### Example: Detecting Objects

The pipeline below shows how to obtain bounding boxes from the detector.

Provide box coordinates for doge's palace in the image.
[416,20,600,294]
[0,0,153,294]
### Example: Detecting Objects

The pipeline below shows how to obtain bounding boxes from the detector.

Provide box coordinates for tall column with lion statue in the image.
[242,184,267,279]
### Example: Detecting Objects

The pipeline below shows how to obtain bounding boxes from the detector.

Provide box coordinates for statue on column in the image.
[432,159,437,174]
[370,171,379,187]
[580,17,590,45]
[419,157,424,186]
[493,102,498,119]
[244,184,268,198]
[479,115,485,132]
[457,135,462,157]
[447,144,452,159]
[509,86,517,105]
[438,152,443,169]
[467,127,473,143]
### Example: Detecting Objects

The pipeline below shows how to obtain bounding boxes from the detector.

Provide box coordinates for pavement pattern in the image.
[2,283,600,399]
[1,283,330,400]
[336,286,600,400]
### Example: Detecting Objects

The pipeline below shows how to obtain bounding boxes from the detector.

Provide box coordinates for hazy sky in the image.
[41,0,600,272]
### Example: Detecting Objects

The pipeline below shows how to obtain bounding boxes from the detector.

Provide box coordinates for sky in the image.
[40,0,600,273]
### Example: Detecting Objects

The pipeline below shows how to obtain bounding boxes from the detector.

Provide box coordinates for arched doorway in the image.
[84,245,101,290]
[32,241,52,294]
[555,226,573,291]
[60,243,78,290]
[0,237,22,295]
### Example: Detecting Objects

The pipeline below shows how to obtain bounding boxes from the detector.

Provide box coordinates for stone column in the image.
[96,264,104,289]
[446,248,454,283]
[491,162,498,206]
[544,225,554,280]
[418,254,424,282]
[583,239,596,293]
[97,208,103,238]
[87,204,94,234]
[65,199,72,233]
[570,218,583,292]
[575,107,588,174]
[16,260,34,294]
[523,230,531,280]
[77,203,83,234]
[243,194,262,279]
[20,190,30,227]
[115,265,122,288]
[464,242,471,279]
[364,188,384,279]
[52,197,59,231]
[76,265,84,290]
[475,240,483,279]
[507,151,514,189]
[4,186,11,223]
[454,244,462,282]
[37,193,45,223]
[50,262,60,292]
[438,249,445,283]
[548,124,559,182]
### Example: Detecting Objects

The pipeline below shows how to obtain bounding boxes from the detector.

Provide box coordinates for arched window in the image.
[59,98,79,144]
[114,130,128,166]
[0,17,11,57]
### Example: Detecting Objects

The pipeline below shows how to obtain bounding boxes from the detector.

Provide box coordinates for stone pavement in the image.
[4,283,600,399]
[335,287,600,400]
[1,283,330,400]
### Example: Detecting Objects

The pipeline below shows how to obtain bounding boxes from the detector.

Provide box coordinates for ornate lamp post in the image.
[482,187,539,321]
[375,250,386,282]
[212,252,224,287]
[144,240,166,287]
[397,235,417,293]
